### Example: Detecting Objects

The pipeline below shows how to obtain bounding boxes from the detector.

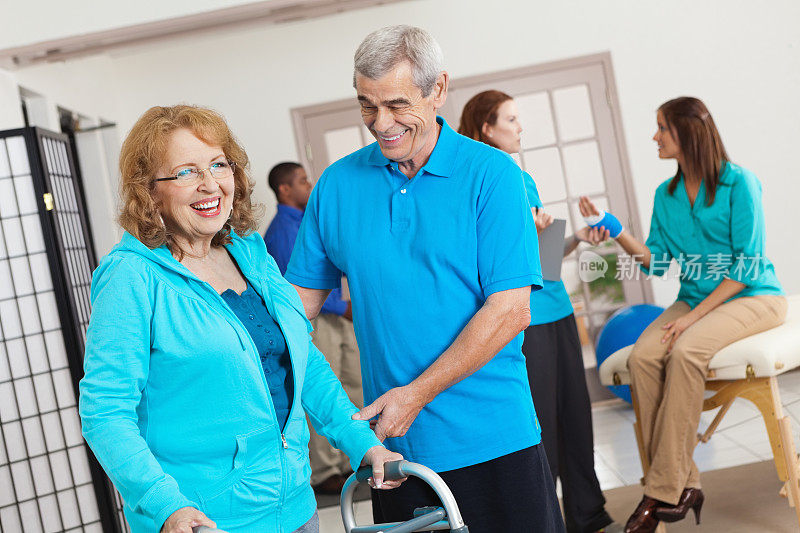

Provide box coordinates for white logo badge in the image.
[578,250,608,282]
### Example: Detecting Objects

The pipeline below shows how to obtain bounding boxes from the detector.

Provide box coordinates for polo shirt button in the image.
[269,340,274,345]
[249,314,255,320]
[400,188,407,194]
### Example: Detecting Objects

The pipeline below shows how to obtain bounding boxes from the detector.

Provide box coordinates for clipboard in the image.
[538,218,566,281]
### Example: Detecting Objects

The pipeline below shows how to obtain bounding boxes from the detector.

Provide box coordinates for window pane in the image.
[516,91,556,149]
[562,140,605,196]
[324,126,363,162]
[553,84,595,142]
[522,147,566,202]
[540,201,573,237]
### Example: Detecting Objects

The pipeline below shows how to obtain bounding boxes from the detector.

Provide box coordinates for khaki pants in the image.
[628,294,787,505]
[308,313,363,485]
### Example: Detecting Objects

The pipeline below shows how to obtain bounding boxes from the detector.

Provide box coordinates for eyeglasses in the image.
[154,161,236,186]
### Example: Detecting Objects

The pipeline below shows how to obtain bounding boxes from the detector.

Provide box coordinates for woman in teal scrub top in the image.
[582,97,786,533]
[459,90,619,533]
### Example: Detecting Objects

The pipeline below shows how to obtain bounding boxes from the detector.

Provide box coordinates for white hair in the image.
[353,25,444,96]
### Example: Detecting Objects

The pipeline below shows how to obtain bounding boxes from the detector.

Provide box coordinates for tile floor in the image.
[319,370,800,532]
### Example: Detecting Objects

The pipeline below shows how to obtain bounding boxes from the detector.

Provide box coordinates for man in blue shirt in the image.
[285,26,565,532]
[264,162,361,495]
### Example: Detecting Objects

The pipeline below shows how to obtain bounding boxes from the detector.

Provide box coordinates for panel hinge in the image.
[43,193,54,211]
[606,88,613,108]
[305,143,313,162]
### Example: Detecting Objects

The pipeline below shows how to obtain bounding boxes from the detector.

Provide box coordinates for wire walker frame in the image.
[0,127,124,532]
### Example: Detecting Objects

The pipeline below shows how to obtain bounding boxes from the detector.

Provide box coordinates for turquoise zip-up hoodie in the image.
[79,231,381,532]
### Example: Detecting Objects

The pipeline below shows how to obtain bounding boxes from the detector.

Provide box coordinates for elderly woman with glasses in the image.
[79,105,402,533]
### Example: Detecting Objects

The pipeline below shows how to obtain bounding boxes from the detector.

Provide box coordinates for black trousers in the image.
[522,314,613,533]
[371,444,565,533]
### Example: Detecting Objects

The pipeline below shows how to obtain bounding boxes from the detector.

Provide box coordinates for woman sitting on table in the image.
[458,90,619,533]
[79,105,402,533]
[580,96,786,533]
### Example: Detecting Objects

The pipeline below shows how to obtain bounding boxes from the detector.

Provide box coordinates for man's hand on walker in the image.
[361,446,406,489]
[161,507,216,533]
[352,384,426,442]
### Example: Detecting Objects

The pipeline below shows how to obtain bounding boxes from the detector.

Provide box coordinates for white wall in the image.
[0,0,271,50]
[7,0,800,300]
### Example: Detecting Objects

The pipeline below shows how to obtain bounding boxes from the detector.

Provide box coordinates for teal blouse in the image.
[522,171,575,325]
[643,161,783,308]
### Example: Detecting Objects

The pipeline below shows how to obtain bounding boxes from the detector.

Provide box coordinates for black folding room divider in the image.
[0,127,125,532]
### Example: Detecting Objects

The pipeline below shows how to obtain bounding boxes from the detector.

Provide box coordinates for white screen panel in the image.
[68,446,92,485]
[22,416,47,456]
[52,368,76,409]
[3,421,25,461]
[6,337,29,378]
[29,253,53,292]
[2,217,25,256]
[0,299,23,339]
[18,294,43,336]
[0,381,19,422]
[49,450,72,491]
[0,140,11,178]
[60,408,83,447]
[0,260,12,300]
[33,373,57,412]
[38,292,61,331]
[21,213,46,254]
[58,489,81,529]
[14,176,38,215]
[26,334,48,374]
[30,455,55,496]
[6,136,30,176]
[10,255,34,296]
[0,178,19,218]
[10,461,35,500]
[41,411,66,452]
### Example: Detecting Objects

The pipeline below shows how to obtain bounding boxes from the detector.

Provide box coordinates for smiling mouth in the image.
[377,130,407,144]
[190,197,221,217]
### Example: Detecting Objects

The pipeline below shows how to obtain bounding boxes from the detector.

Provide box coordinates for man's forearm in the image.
[291,284,332,320]
[409,286,531,404]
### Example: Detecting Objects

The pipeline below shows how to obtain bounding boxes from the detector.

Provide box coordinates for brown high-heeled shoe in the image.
[624,496,661,533]
[655,488,704,524]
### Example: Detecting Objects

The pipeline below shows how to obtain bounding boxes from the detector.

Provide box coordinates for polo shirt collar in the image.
[365,116,457,178]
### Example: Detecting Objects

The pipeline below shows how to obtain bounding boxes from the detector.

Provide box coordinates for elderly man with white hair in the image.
[286,25,565,532]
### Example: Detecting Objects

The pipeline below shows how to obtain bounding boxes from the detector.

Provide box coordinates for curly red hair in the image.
[118,105,261,251]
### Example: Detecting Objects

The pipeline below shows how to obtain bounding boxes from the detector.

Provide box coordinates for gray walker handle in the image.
[193,527,228,533]
[341,460,468,533]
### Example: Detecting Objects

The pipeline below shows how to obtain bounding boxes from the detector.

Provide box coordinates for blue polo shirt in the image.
[644,162,783,308]
[523,172,575,325]
[286,117,543,472]
[264,204,348,316]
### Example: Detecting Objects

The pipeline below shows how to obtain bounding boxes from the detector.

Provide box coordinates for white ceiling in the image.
[0,0,405,66]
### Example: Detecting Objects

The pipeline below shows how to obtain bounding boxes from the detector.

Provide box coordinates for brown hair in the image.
[118,105,261,252]
[457,90,513,147]
[660,97,730,205]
